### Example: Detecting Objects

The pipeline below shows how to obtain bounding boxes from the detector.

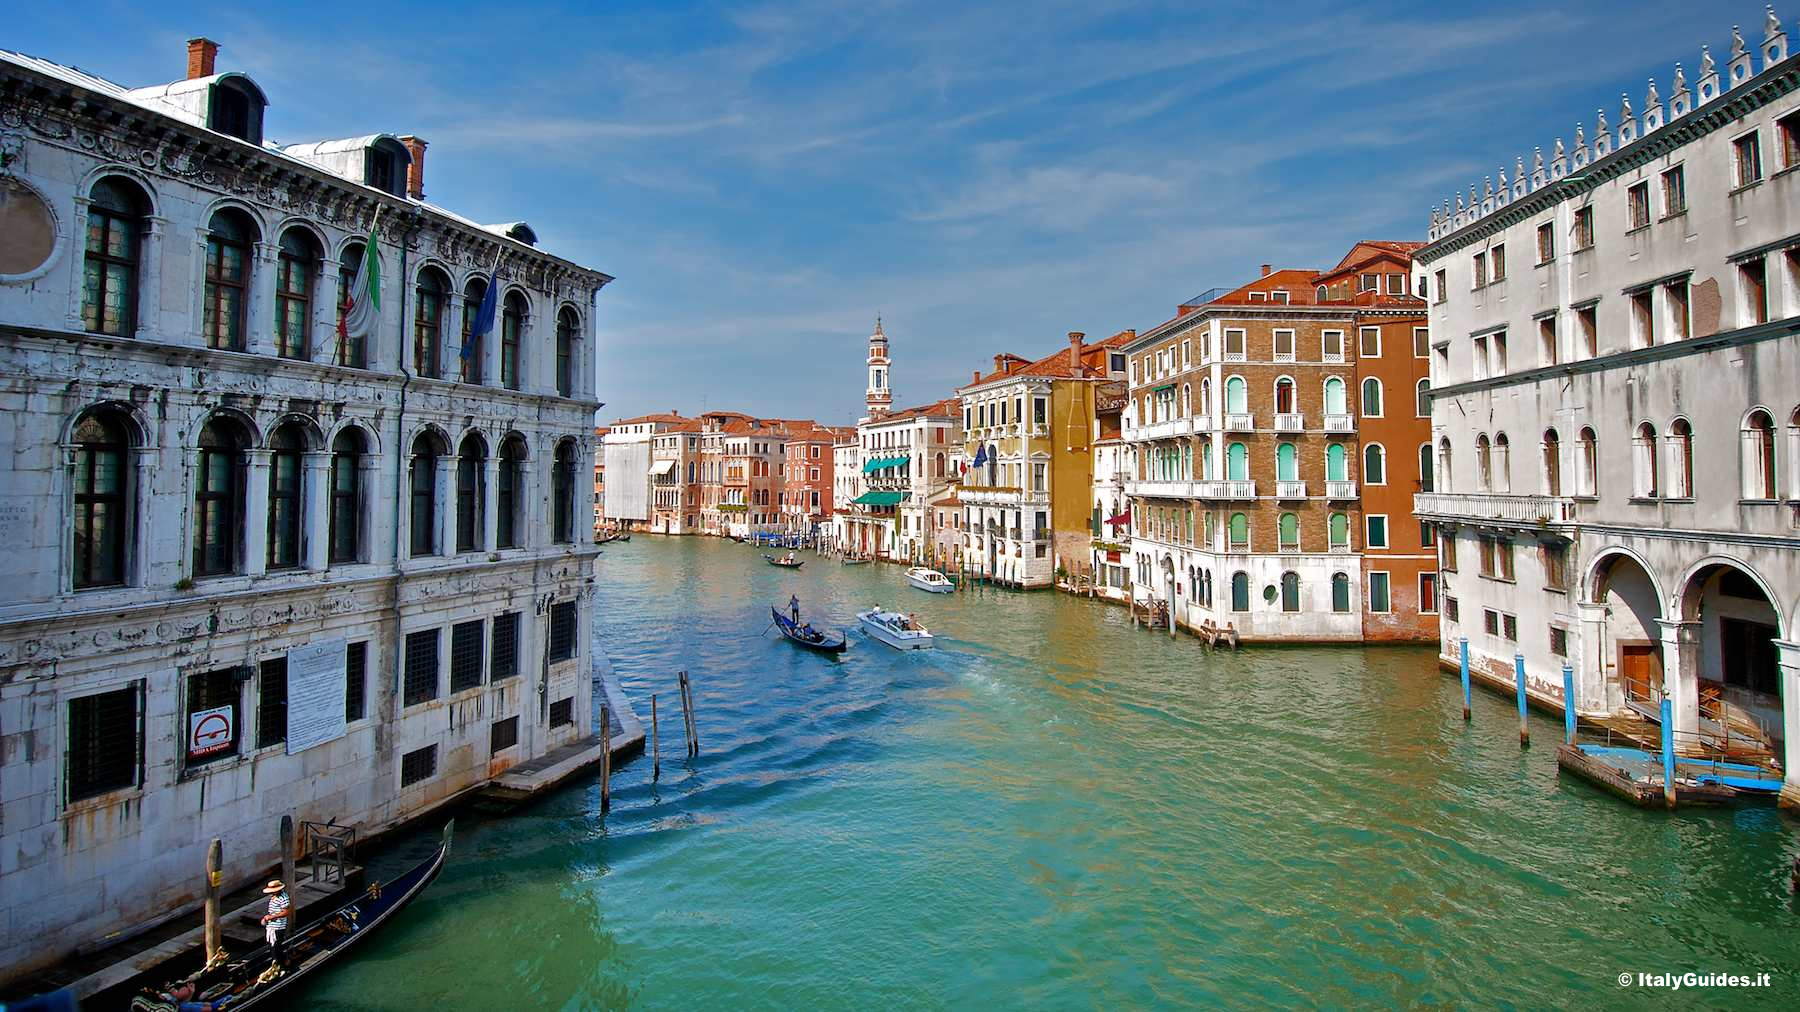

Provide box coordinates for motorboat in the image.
[856,608,934,650]
[906,567,954,593]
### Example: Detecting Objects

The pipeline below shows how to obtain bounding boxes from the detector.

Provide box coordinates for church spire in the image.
[866,316,892,419]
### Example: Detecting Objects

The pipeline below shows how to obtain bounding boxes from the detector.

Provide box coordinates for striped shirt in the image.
[267,892,290,931]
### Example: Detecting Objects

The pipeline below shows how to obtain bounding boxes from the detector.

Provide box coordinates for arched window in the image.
[1328,512,1349,549]
[194,416,247,577]
[1363,444,1386,485]
[1227,512,1249,549]
[1330,572,1351,613]
[1541,428,1561,496]
[1280,571,1300,612]
[1361,377,1383,417]
[1224,376,1247,414]
[414,268,448,378]
[1476,434,1492,490]
[275,229,319,360]
[266,423,306,570]
[553,439,578,544]
[1199,378,1211,416]
[501,292,527,390]
[1325,442,1347,482]
[1274,378,1296,414]
[1743,410,1777,499]
[1494,432,1511,492]
[1415,378,1431,417]
[71,409,132,588]
[1226,442,1249,481]
[1278,512,1299,548]
[337,242,368,368]
[203,209,257,351]
[1418,443,1434,492]
[1230,571,1250,611]
[1323,377,1346,416]
[497,434,527,549]
[1438,438,1454,491]
[935,453,945,477]
[556,307,579,397]
[329,428,364,565]
[1181,383,1191,417]
[1316,285,1327,301]
[410,431,445,557]
[1633,422,1659,497]
[1667,419,1693,498]
[1276,442,1298,481]
[460,278,487,383]
[1577,427,1598,496]
[82,177,149,336]
[456,433,487,553]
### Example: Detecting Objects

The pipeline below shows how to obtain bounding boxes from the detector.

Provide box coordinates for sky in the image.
[11,0,1769,424]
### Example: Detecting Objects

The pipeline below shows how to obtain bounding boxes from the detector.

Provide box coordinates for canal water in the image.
[305,537,1800,1009]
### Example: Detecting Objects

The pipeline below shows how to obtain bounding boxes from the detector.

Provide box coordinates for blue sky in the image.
[12,1,1766,423]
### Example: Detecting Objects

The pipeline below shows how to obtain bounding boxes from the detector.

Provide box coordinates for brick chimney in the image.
[1260,263,1272,277]
[972,369,981,383]
[992,354,1005,375]
[398,136,428,200]
[1067,331,1085,369]
[186,38,219,80]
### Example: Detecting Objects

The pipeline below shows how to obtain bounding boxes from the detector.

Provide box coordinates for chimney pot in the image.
[398,135,428,200]
[993,354,1004,374]
[972,370,981,383]
[1067,331,1084,368]
[1260,263,1272,277]
[186,37,219,80]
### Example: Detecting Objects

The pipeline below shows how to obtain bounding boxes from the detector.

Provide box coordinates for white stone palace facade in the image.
[1414,15,1800,802]
[0,39,611,980]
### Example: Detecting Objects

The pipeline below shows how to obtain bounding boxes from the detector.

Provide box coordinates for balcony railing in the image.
[1223,412,1254,432]
[1199,480,1257,500]
[1323,413,1355,433]
[1192,415,1213,432]
[1128,479,1199,499]
[1413,492,1580,525]
[1275,480,1307,499]
[1329,542,1353,554]
[1325,480,1358,500]
[1274,412,1304,432]
[1279,542,1301,554]
[1133,418,1190,441]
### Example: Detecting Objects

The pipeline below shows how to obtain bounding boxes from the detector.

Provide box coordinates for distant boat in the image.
[771,605,847,653]
[857,608,934,650]
[906,567,953,593]
[840,556,871,566]
[765,554,805,569]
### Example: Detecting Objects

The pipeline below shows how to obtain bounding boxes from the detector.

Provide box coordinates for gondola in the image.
[839,556,871,565]
[771,606,848,653]
[764,554,805,568]
[131,823,453,1012]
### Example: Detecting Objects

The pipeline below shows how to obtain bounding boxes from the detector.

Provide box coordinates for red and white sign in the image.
[188,704,235,758]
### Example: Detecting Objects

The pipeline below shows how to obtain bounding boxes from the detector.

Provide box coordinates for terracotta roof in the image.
[1316,240,1426,282]
[960,330,1135,391]
[607,412,690,426]
[879,397,962,422]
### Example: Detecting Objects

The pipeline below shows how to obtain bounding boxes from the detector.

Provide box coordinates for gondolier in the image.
[789,595,801,623]
[260,879,290,969]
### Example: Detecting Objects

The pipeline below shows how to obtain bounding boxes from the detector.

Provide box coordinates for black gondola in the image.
[131,823,453,1011]
[764,554,805,568]
[771,606,847,653]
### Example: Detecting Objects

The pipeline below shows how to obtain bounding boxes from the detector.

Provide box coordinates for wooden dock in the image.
[479,658,645,807]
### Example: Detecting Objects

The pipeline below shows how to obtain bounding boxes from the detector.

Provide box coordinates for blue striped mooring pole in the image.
[1660,696,1677,809]
[1562,664,1576,745]
[1514,653,1529,749]
[1459,637,1471,722]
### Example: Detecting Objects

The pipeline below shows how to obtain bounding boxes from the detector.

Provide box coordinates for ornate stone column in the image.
[244,449,272,577]
[315,256,341,365]
[302,450,330,570]
[246,240,279,357]
[483,454,501,551]
[1657,618,1702,754]
[1776,640,1800,810]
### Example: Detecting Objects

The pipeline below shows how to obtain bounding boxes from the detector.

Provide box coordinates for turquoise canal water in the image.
[303,537,1800,1009]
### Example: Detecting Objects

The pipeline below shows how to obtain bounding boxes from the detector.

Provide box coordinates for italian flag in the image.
[339,214,382,343]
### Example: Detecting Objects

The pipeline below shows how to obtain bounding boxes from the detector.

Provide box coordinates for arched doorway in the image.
[1588,551,1664,715]
[1677,561,1785,757]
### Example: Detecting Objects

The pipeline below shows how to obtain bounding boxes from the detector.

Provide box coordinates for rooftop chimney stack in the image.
[186,37,219,80]
[398,136,428,200]
[972,370,981,383]
[993,354,1005,374]
[1067,331,1085,368]
[1260,263,1272,277]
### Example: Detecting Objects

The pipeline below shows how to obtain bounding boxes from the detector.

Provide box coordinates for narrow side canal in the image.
[304,536,1800,1008]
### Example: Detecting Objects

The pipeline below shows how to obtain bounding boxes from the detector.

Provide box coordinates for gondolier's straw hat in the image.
[262,879,285,894]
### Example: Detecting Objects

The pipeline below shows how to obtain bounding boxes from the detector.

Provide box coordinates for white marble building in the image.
[1413,15,1800,802]
[0,39,611,981]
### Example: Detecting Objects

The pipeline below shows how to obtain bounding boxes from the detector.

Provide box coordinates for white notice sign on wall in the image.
[287,637,348,755]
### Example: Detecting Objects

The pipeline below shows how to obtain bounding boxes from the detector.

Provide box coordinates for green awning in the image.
[1152,384,1175,394]
[862,456,909,473]
[850,491,906,506]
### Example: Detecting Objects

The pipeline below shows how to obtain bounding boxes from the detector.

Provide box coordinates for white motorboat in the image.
[906,567,954,594]
[857,608,935,650]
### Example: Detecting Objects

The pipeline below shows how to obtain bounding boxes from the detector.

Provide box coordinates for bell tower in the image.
[865,316,892,419]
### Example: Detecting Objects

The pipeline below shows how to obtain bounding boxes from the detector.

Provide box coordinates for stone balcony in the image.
[1412,491,1581,527]
[1275,480,1307,499]
[1199,479,1257,500]
[1132,418,1191,442]
[1223,412,1254,432]
[1127,479,1200,499]
[1273,412,1304,432]
[1324,480,1358,500]
[1323,413,1355,433]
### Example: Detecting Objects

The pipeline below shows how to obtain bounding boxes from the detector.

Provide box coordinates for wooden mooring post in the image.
[1458,637,1471,721]
[1514,653,1529,749]
[204,838,223,962]
[651,693,661,782]
[679,670,699,757]
[600,704,613,812]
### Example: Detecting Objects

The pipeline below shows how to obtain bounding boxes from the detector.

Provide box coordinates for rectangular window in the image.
[491,715,519,753]
[1419,573,1439,614]
[1781,111,1800,168]
[1661,165,1686,216]
[1538,315,1558,366]
[1433,269,1447,304]
[1630,289,1655,348]
[1420,521,1437,548]
[549,697,574,727]
[1627,181,1650,229]
[1536,221,1555,264]
[1273,329,1295,362]
[450,620,484,693]
[1573,206,1594,250]
[1472,336,1488,380]
[1368,572,1391,614]
[1444,596,1459,623]
[1490,244,1506,282]
[1386,273,1406,295]
[1543,542,1569,591]
[1471,252,1487,288]
[1734,131,1764,186]
[1550,626,1569,657]
[345,641,367,722]
[1742,258,1769,325]
[67,685,141,802]
[400,744,437,787]
[1576,305,1598,358]
[186,667,241,767]
[1666,280,1690,340]
[1359,327,1380,358]
[257,656,287,750]
[1322,330,1345,362]
[403,629,440,707]
[1492,330,1508,373]
[1441,534,1458,572]
[1359,272,1378,292]
[1484,608,1499,636]
[1365,514,1388,549]
[549,600,577,662]
[1503,613,1518,641]
[1412,327,1429,358]
[1224,329,1246,360]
